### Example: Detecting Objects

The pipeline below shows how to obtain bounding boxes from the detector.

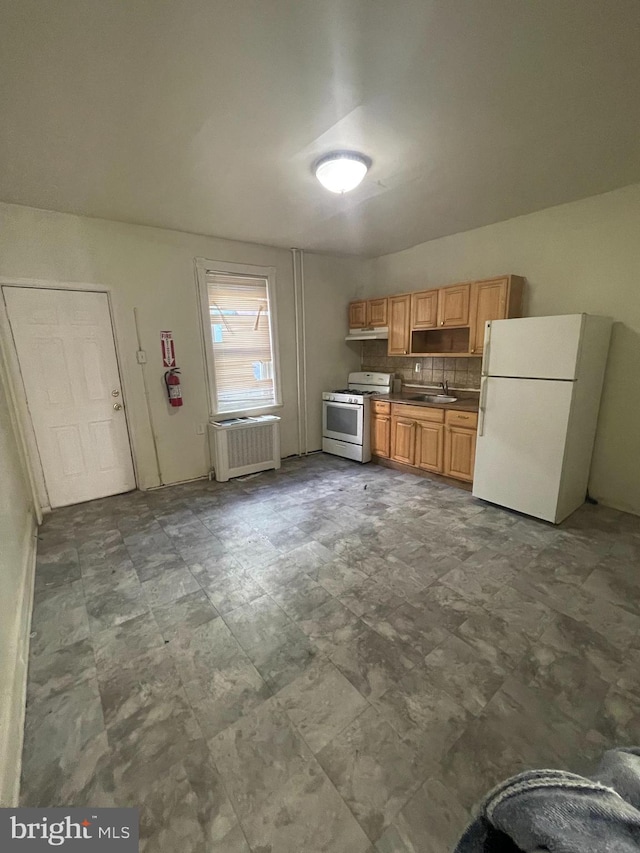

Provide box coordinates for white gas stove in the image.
[322,371,393,463]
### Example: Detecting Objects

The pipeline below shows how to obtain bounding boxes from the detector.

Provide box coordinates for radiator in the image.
[208,415,281,482]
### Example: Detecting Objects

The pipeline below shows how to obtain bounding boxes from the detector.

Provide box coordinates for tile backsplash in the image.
[361,340,482,390]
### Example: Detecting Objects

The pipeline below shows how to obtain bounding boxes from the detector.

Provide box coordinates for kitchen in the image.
[2,2,640,852]
[323,279,611,526]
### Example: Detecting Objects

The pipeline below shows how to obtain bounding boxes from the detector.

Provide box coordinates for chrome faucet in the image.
[441,380,449,396]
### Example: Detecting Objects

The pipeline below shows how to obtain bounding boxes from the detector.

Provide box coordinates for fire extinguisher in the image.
[164,368,183,407]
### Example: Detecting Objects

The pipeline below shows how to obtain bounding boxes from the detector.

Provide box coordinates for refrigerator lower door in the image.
[484,315,584,380]
[473,377,573,523]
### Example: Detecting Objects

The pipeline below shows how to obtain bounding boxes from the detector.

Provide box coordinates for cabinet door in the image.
[437,284,470,328]
[444,426,477,481]
[469,278,509,354]
[411,290,438,329]
[367,298,388,328]
[416,422,444,472]
[391,418,416,465]
[371,414,390,457]
[349,301,367,329]
[388,295,411,355]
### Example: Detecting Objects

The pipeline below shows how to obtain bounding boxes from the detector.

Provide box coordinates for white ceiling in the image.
[1,0,639,256]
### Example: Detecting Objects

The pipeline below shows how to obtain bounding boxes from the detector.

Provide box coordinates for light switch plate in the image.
[414,362,421,373]
[136,350,147,364]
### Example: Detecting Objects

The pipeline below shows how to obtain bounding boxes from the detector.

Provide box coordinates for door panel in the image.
[4,287,135,507]
[349,301,367,328]
[323,401,363,444]
[437,284,470,328]
[388,295,411,355]
[391,418,415,465]
[371,414,390,457]
[473,377,573,521]
[416,422,444,472]
[411,291,438,329]
[484,315,583,380]
[367,298,388,328]
[469,278,508,355]
[444,427,476,481]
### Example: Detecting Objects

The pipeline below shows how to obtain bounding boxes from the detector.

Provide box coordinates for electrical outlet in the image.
[414,362,421,373]
[195,424,205,435]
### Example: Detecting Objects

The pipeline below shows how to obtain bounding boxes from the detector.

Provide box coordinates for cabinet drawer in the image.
[391,404,444,423]
[445,409,478,429]
[372,400,391,415]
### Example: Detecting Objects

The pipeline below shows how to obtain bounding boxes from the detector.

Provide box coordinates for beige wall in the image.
[0,351,36,804]
[302,252,363,450]
[367,183,640,515]
[0,202,362,493]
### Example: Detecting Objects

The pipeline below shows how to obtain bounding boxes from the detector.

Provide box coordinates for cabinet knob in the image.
[440,320,444,326]
[470,348,475,353]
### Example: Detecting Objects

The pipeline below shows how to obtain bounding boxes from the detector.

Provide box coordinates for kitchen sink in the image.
[408,394,458,403]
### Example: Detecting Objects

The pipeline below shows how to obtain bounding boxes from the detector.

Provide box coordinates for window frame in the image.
[195,257,283,418]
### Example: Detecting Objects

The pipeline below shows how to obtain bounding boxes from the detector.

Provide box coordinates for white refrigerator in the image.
[472,314,612,524]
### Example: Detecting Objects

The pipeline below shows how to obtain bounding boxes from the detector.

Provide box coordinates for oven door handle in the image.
[323,401,363,410]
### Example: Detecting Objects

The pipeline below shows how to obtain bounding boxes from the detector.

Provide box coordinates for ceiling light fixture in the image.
[315,152,370,194]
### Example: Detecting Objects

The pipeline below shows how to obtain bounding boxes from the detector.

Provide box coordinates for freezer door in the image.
[483,315,584,380]
[473,377,574,523]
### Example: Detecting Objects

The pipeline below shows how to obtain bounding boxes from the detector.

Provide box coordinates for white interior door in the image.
[484,314,584,380]
[473,376,574,523]
[4,287,136,508]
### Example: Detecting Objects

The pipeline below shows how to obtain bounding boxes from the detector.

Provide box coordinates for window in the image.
[196,260,281,416]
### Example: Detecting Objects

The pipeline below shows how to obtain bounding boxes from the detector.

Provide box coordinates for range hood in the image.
[345,326,389,341]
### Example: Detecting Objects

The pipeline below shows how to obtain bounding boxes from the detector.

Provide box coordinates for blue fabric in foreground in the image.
[454,748,640,852]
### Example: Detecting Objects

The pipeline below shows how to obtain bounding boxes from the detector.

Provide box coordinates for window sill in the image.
[210,402,283,421]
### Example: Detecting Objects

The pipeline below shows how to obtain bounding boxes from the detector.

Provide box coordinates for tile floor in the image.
[21,453,640,852]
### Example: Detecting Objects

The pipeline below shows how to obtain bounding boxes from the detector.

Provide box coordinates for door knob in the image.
[113,403,122,410]
[111,389,120,397]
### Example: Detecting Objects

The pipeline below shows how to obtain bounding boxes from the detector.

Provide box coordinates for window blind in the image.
[205,272,277,413]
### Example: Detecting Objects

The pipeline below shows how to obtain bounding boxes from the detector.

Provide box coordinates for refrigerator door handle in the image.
[478,377,488,436]
[481,322,491,376]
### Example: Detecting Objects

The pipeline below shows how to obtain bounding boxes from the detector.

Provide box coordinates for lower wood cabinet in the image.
[444,424,477,481]
[416,421,444,472]
[382,404,477,483]
[371,413,390,457]
[391,417,416,465]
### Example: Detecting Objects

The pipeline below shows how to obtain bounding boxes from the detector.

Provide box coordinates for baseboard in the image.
[371,455,473,491]
[587,493,640,519]
[0,515,37,807]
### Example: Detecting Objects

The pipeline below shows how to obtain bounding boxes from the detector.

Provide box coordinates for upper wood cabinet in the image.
[349,300,367,328]
[351,275,524,356]
[367,298,388,328]
[411,291,438,329]
[437,283,470,328]
[348,298,388,329]
[469,276,524,354]
[388,294,411,355]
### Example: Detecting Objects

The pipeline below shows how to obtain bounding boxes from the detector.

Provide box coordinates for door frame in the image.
[0,277,139,512]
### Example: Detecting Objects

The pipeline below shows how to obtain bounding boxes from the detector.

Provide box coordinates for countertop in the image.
[372,391,480,413]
